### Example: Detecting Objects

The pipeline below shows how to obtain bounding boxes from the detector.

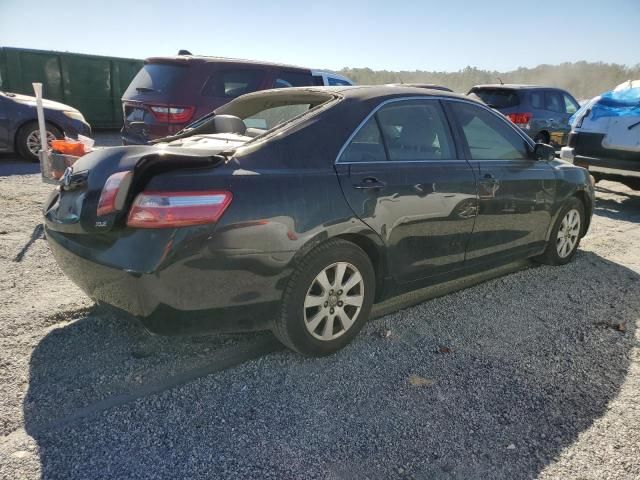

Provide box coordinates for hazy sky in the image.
[1,0,638,72]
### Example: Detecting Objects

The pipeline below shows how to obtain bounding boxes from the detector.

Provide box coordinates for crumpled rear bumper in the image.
[45,227,293,335]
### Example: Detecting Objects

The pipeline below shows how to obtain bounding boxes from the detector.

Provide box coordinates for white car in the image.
[311,70,354,87]
[562,80,640,190]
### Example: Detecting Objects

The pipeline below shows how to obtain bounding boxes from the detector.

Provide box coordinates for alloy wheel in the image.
[303,262,364,341]
[26,130,56,156]
[556,208,581,258]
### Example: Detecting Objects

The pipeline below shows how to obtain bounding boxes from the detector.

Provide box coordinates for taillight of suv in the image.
[506,112,532,128]
[148,105,196,124]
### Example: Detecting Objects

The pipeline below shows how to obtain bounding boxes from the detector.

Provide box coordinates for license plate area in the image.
[126,107,147,122]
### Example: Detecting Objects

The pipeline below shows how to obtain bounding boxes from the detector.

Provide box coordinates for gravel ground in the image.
[0,134,639,479]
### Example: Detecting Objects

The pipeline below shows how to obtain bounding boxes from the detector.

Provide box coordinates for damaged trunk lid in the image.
[43,135,246,234]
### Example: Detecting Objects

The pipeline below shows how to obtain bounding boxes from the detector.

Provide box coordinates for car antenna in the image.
[178,49,192,56]
[498,77,504,85]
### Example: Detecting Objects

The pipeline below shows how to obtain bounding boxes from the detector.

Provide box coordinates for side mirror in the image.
[533,143,555,161]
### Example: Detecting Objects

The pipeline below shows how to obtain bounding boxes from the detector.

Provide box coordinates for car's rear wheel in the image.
[274,239,375,356]
[536,197,585,265]
[16,121,62,162]
[534,131,550,144]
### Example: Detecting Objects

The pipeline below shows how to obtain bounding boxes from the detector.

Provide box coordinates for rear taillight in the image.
[127,191,232,228]
[506,112,532,126]
[97,171,133,216]
[149,105,195,123]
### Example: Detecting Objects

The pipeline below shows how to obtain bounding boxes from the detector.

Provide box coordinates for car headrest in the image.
[214,115,246,135]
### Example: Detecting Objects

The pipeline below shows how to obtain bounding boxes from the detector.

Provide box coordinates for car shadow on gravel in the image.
[594,183,640,222]
[21,307,281,435]
[20,250,639,479]
[0,154,41,176]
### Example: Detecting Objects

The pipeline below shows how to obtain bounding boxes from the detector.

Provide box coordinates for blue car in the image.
[468,84,580,146]
[0,91,91,161]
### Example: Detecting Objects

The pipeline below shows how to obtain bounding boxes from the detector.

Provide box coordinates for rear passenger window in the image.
[450,102,529,160]
[202,69,264,98]
[377,101,454,161]
[272,71,313,88]
[544,91,564,113]
[339,117,387,163]
[563,94,578,114]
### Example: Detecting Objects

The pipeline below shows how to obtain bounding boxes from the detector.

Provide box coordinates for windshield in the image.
[470,88,520,108]
[124,63,188,95]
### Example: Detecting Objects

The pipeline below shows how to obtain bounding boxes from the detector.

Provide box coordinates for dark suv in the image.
[468,84,580,146]
[121,55,352,144]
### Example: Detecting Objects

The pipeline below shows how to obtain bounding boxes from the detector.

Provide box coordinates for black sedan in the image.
[0,91,91,161]
[43,86,595,356]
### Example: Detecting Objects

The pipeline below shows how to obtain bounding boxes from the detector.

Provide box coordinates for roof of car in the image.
[307,84,472,101]
[223,85,477,107]
[471,84,553,90]
[387,83,453,92]
[145,54,311,71]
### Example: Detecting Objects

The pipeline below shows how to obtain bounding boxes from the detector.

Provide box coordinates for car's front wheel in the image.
[536,197,585,265]
[16,121,63,162]
[274,239,375,356]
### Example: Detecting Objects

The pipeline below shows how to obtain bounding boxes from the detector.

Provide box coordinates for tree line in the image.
[338,61,640,100]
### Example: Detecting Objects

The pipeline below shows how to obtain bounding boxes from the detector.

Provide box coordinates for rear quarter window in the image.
[201,69,265,98]
[530,91,544,109]
[327,77,352,86]
[470,89,520,108]
[272,70,313,88]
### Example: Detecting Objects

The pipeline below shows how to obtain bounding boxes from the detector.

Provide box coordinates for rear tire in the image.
[534,131,550,144]
[16,121,62,162]
[535,197,585,266]
[274,239,375,356]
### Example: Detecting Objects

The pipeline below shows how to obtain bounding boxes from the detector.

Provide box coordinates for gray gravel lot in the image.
[0,133,639,479]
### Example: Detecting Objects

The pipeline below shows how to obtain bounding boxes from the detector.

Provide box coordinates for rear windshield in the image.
[124,63,188,96]
[469,88,520,108]
[214,91,337,137]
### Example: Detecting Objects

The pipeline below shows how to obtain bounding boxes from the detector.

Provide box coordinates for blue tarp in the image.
[570,86,640,125]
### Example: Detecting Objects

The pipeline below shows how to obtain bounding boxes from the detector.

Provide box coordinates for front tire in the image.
[536,197,585,266]
[274,239,375,356]
[16,121,62,162]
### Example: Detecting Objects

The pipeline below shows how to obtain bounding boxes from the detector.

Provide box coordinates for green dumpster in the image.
[0,47,143,129]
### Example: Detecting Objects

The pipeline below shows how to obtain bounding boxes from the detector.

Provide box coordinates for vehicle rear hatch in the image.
[468,87,520,111]
[122,59,194,143]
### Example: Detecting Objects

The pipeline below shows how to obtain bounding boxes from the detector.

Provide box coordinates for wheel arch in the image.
[13,118,64,152]
[288,229,388,302]
[334,233,387,300]
[573,188,592,236]
[544,183,592,242]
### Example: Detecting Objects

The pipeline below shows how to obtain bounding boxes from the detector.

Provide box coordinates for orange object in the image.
[51,139,87,157]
